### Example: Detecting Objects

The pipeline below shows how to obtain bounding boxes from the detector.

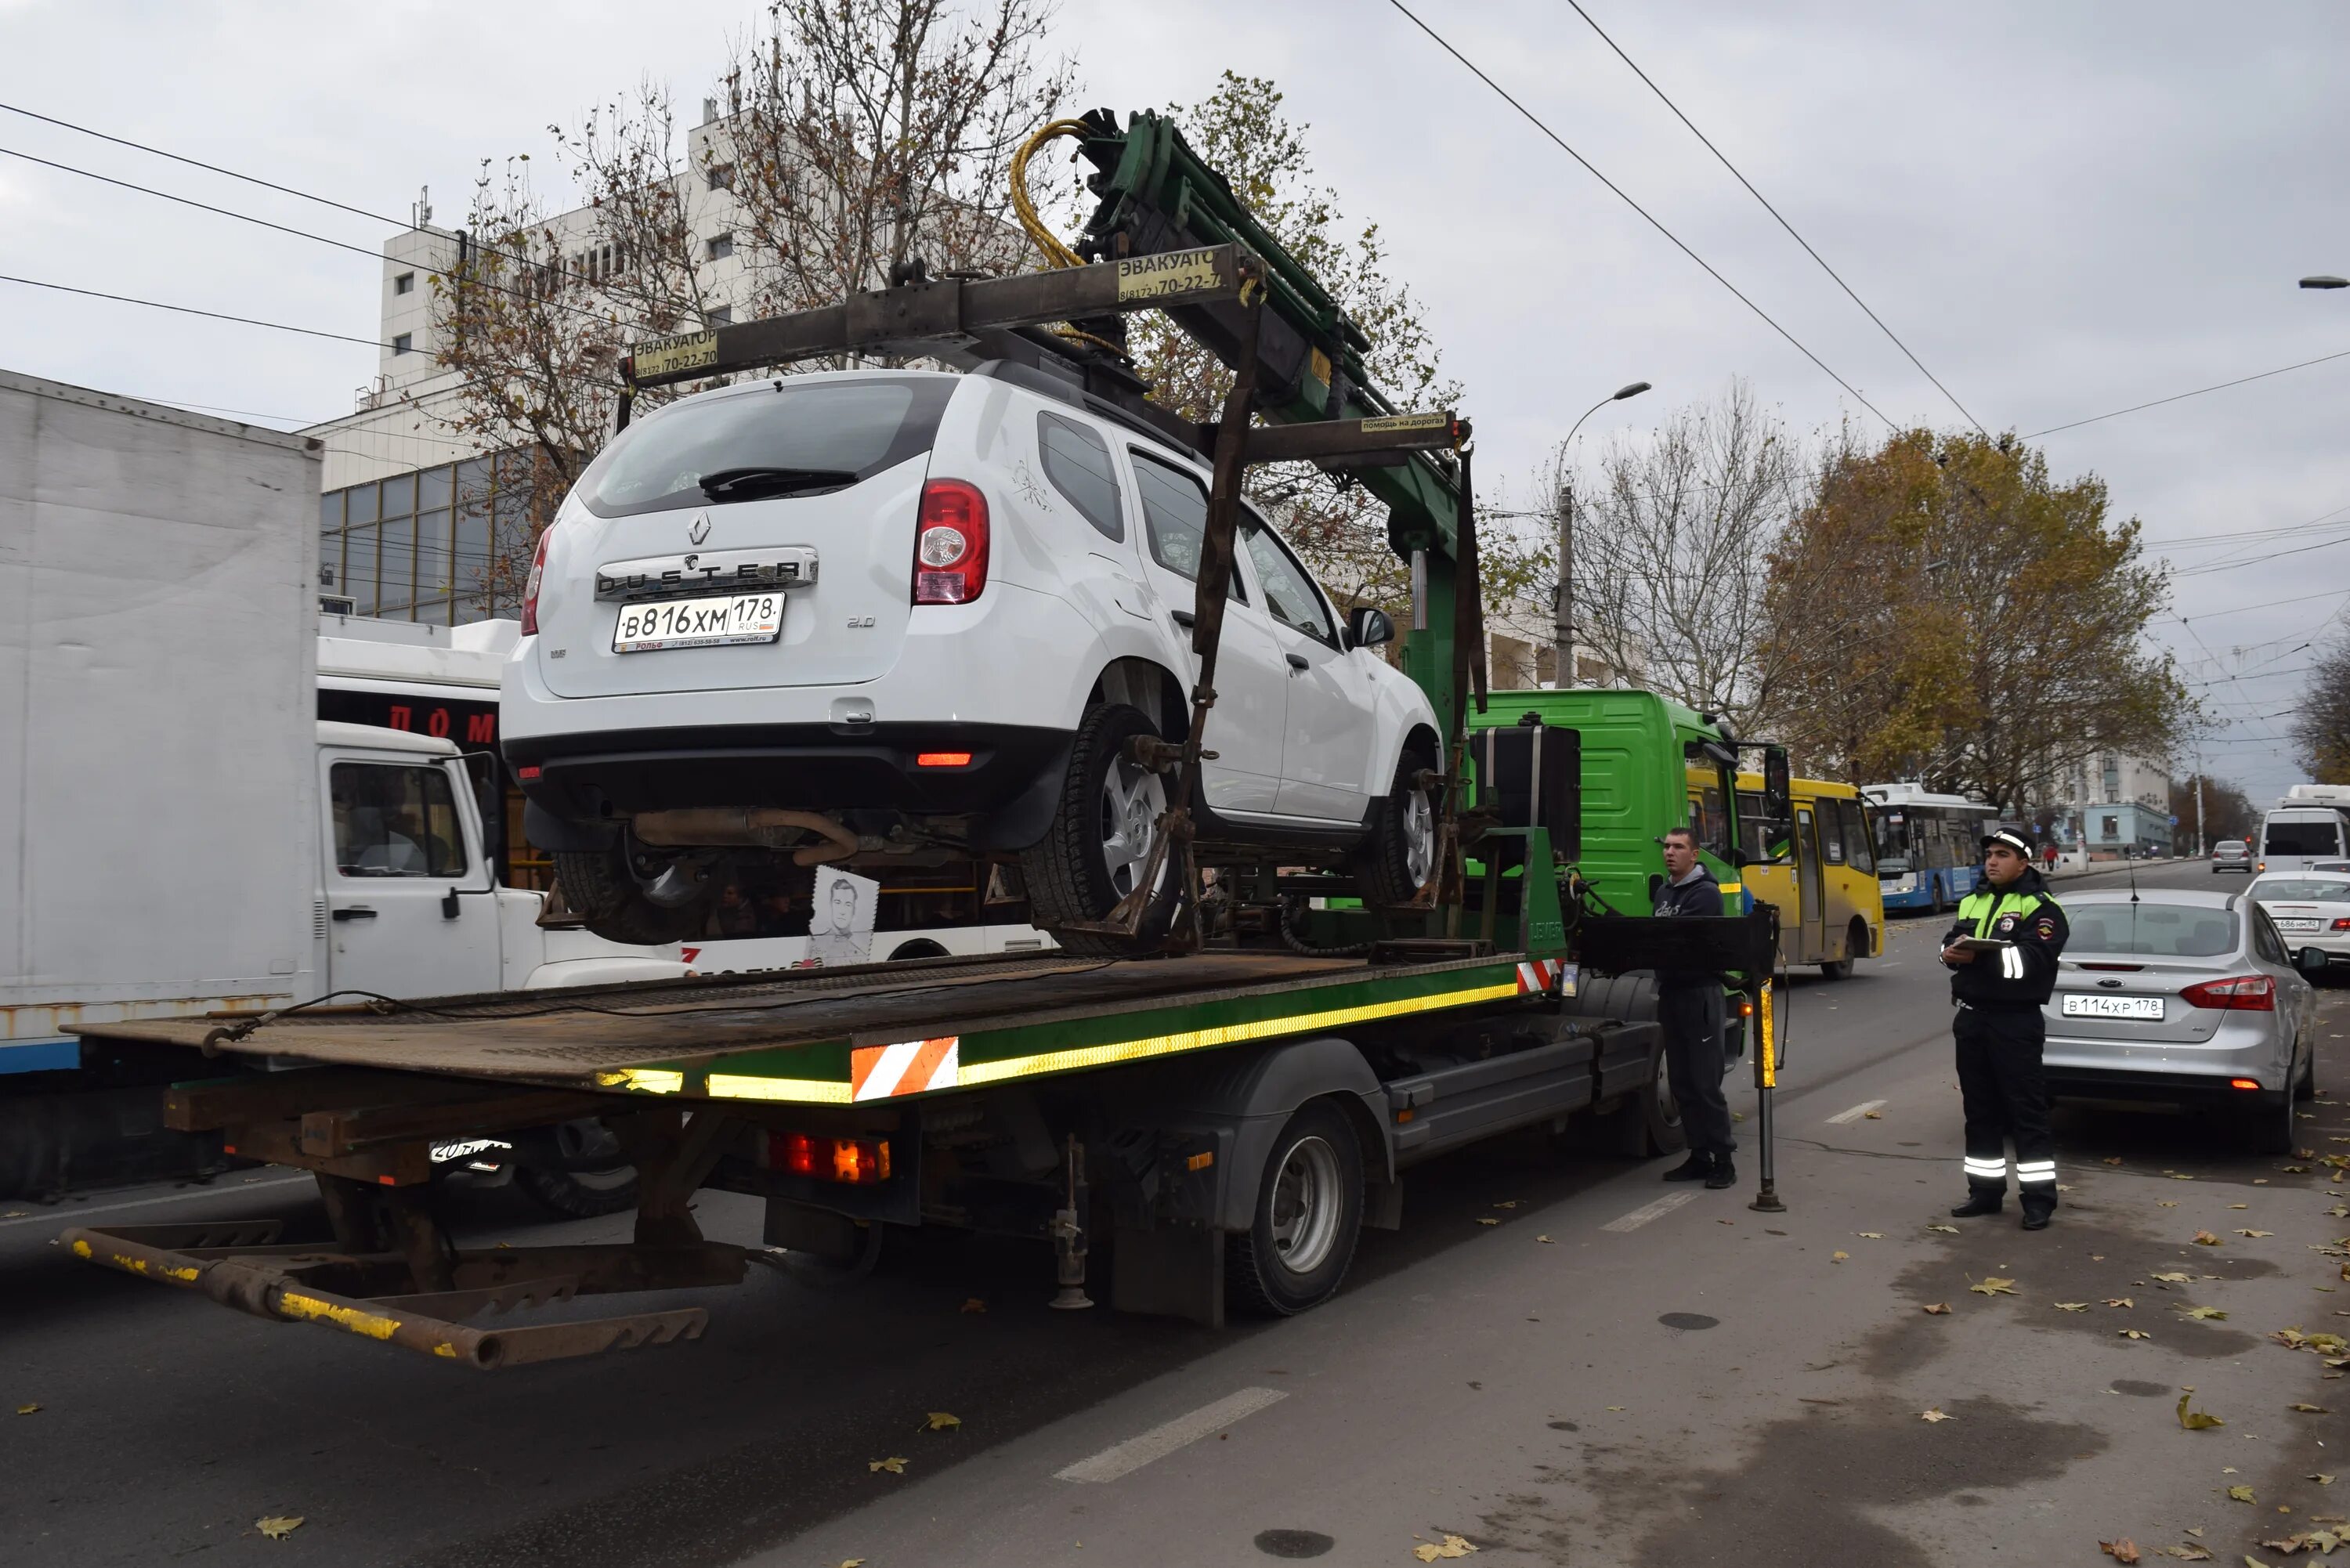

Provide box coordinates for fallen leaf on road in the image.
[1606,1406,1625,1412]
[2102,1540,2143,1563]
[2161,1201,2181,1208]
[2331,1208,2350,1220]
[2315,1475,2338,1485]
[2155,1272,2196,1283]
[2178,1394,2225,1430]
[2173,1173,2196,1180]
[2106,1156,2127,1165]
[1864,1110,1883,1119]
[1923,1302,1951,1315]
[924,1412,960,1431]
[2196,1231,2224,1245]
[1494,1201,1519,1209]
[1536,1234,1553,1244]
[1412,1536,1477,1562]
[2233,1205,2253,1210]
[2242,1230,2278,1239]
[2122,1329,2154,1340]
[1856,1232,1884,1239]
[2185,1307,2230,1321]
[1921,1408,1952,1422]
[2232,1487,2260,1503]
[255,1517,303,1541]
[2286,1167,2313,1174]
[1475,1218,1501,1227]
[13,1404,36,1415]
[1929,1223,1961,1234]
[960,1299,986,1313]
[869,1457,908,1474]
[1971,1277,2019,1296]
[2110,1298,2138,1309]
[2292,1404,2331,1414]
[2164,1546,2211,1561]
[2055,1302,2092,1312]
[838,1559,865,1567]
[1831,1251,1849,1263]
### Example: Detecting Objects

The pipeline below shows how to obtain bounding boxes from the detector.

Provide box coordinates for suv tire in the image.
[553,843,715,945]
[1020,703,1175,956]
[1355,745,1438,906]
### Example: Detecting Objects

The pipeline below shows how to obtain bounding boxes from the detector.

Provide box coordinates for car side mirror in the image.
[1347,605,1396,650]
[2298,947,2330,976]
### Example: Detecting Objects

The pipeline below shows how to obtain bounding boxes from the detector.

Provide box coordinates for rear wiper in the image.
[697,466,858,502]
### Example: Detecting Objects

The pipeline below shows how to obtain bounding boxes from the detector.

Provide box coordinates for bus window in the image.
[1818,800,1846,865]
[1838,798,1876,874]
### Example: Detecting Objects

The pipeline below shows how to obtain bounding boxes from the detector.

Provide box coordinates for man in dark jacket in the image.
[1654,826,1736,1189]
[1940,829,2070,1229]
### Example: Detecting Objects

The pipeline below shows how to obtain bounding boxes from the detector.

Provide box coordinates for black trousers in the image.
[1658,984,1734,1155]
[1954,1003,2055,1201]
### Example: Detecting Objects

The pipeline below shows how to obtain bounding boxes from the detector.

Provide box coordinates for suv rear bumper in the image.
[511,721,1069,824]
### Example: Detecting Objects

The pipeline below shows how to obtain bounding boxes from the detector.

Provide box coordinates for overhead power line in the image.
[2023,345,2350,440]
[1559,0,1986,435]
[1383,0,1899,431]
[0,272,392,349]
[2160,588,2350,625]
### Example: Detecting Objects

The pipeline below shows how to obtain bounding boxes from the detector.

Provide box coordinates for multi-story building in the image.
[299,99,762,626]
[2055,751,2175,857]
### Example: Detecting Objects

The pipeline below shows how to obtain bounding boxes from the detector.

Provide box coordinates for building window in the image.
[707,163,736,192]
[707,305,732,326]
[393,271,415,295]
[392,333,413,355]
[707,233,734,261]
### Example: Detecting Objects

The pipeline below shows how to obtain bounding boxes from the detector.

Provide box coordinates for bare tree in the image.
[1562,379,1797,730]
[721,0,1073,317]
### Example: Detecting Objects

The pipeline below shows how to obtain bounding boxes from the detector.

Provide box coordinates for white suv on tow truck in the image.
[502,366,1443,951]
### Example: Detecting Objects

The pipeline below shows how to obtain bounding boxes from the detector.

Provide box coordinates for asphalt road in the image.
[10,858,2350,1567]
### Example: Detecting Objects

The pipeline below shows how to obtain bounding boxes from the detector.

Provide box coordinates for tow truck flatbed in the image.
[96,947,1554,1104]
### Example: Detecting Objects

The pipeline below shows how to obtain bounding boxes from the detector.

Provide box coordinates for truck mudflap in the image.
[63,1219,738,1369]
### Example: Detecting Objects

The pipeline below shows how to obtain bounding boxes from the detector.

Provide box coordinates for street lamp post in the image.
[1553,381,1653,687]
[2301,276,2348,291]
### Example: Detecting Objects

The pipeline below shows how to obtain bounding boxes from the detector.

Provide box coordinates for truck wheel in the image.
[1227,1101,1365,1317]
[1354,745,1437,906]
[553,842,716,945]
[514,1119,638,1219]
[1019,703,1175,956]
[1614,1036,1690,1158]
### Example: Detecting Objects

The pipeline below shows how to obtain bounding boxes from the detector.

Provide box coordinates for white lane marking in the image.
[1055,1387,1288,1483]
[0,1174,311,1231]
[1826,1099,1887,1125]
[1600,1190,1698,1233]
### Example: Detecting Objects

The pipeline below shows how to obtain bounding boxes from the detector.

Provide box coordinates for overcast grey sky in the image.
[3,0,2344,801]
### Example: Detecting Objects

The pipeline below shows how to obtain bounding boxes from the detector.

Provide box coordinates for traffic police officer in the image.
[1940,828,2070,1229]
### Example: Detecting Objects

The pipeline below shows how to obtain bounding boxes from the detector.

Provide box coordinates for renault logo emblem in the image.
[687,513,711,546]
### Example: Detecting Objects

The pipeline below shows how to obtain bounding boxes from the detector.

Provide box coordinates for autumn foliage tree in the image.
[1762,428,2186,811]
[2291,640,2350,783]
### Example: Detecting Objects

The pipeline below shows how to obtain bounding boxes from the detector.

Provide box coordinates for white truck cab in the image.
[317,720,683,999]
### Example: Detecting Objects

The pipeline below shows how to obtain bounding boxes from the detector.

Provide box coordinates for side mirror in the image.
[1347,605,1396,650]
[2298,947,2330,976]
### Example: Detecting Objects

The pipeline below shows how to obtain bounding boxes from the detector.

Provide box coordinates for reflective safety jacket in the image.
[1940,869,2069,1008]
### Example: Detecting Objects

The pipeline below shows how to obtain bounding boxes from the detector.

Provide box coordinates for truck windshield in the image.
[573,375,954,518]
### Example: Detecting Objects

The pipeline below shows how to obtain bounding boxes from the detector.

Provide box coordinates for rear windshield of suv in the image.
[573,375,954,517]
[2067,902,2239,957]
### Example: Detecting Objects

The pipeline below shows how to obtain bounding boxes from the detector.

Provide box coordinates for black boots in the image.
[1662,1152,1713,1182]
[1950,1189,2005,1218]
[2019,1198,2055,1231]
[1705,1153,1737,1190]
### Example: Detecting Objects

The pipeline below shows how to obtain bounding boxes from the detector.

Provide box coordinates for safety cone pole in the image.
[1748,977,1786,1213]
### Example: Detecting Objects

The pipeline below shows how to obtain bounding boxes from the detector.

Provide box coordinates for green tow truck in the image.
[63,111,1788,1366]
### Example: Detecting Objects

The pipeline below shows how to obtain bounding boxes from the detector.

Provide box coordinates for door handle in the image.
[1171,609,1196,630]
[331,907,378,921]
[1286,652,1309,671]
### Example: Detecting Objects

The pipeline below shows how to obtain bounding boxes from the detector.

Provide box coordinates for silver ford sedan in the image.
[2041,888,2324,1151]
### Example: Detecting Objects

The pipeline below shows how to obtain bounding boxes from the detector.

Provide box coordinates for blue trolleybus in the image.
[1860,782,1998,913]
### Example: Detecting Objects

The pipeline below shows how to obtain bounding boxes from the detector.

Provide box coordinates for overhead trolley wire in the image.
[1383,0,1900,431]
[1560,0,1987,436]
[2023,345,2350,440]
[0,272,396,349]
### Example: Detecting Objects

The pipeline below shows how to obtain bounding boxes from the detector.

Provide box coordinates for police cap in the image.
[1980,828,2034,858]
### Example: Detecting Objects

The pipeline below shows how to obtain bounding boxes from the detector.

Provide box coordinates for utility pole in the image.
[2196,769,2206,858]
[1552,476,1573,688]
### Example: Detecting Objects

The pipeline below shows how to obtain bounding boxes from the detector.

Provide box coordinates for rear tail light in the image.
[913,479,989,605]
[2181,974,2276,1012]
[768,1131,892,1184]
[520,526,552,636]
[2230,1078,2263,1090]
[916,752,972,768]
[2332,919,2350,931]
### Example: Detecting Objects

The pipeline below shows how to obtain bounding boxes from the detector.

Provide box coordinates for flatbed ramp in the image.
[95,948,1542,1104]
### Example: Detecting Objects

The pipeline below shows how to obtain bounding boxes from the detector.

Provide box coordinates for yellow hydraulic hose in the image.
[1010,118,1090,270]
